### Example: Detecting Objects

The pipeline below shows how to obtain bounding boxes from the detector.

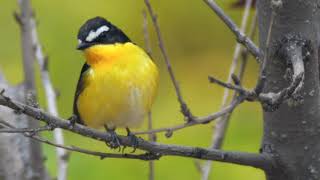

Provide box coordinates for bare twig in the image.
[194,160,204,174]
[0,92,274,170]
[142,11,155,180]
[134,96,245,136]
[144,0,193,120]
[207,4,305,111]
[142,10,153,57]
[31,135,159,160]
[201,1,254,179]
[208,71,304,111]
[30,13,68,180]
[208,76,249,95]
[148,112,155,180]
[203,0,261,61]
[254,10,276,95]
[0,121,159,161]
[15,0,49,179]
[0,125,53,134]
[17,0,35,92]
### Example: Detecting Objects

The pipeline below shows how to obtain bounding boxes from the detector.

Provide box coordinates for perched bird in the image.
[72,17,159,148]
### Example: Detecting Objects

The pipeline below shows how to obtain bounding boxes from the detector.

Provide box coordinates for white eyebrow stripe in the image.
[85,25,110,42]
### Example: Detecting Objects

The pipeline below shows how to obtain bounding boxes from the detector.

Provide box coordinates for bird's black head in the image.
[77,17,131,50]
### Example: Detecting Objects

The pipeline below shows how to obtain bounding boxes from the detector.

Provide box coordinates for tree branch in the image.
[134,96,244,136]
[17,0,35,92]
[147,112,155,180]
[207,11,305,112]
[15,0,49,179]
[142,10,155,180]
[142,10,153,57]
[30,13,68,180]
[203,0,261,61]
[201,1,254,179]
[0,92,273,170]
[144,0,193,120]
[253,7,276,96]
[0,120,159,161]
[0,125,53,134]
[208,70,304,112]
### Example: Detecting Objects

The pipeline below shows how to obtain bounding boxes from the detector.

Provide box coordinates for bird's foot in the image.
[67,115,78,128]
[104,126,121,151]
[126,128,139,153]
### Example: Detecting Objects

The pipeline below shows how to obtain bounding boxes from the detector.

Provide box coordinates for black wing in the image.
[72,63,90,124]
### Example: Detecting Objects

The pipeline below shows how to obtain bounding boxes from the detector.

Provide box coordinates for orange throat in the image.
[83,44,123,66]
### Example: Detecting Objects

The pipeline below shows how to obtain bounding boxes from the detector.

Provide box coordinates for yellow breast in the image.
[77,42,159,128]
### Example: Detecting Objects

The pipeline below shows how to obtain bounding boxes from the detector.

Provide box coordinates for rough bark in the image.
[0,74,49,180]
[258,0,320,179]
[18,0,49,178]
[0,0,49,179]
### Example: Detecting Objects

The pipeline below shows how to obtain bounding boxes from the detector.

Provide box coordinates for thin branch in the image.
[30,13,68,180]
[208,76,250,95]
[211,8,257,158]
[15,1,49,179]
[0,125,53,134]
[144,0,193,120]
[142,10,153,57]
[0,92,273,170]
[134,96,245,136]
[142,11,155,180]
[0,121,159,161]
[206,4,305,111]
[201,1,254,179]
[194,160,204,174]
[208,71,304,111]
[31,135,159,161]
[203,0,261,62]
[148,112,155,180]
[254,10,276,95]
[17,0,36,92]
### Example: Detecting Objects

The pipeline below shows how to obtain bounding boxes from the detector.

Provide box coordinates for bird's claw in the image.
[126,128,139,153]
[105,128,122,151]
[68,115,78,128]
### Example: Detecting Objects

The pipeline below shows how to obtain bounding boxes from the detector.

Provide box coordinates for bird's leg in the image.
[126,127,139,153]
[104,125,121,151]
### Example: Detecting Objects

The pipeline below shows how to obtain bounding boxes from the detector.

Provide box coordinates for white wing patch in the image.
[85,25,110,42]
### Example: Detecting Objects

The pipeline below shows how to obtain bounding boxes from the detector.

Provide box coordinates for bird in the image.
[72,16,159,149]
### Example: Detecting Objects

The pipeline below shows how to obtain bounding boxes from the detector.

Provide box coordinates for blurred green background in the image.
[0,0,264,179]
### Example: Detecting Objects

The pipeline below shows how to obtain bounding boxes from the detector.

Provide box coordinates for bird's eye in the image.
[85,25,110,42]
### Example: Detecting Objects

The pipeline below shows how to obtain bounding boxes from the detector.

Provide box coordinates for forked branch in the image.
[203,0,261,61]
[144,0,193,120]
[0,120,158,161]
[30,13,69,180]
[0,92,273,170]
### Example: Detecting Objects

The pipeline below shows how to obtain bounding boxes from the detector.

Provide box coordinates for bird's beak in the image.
[77,42,90,50]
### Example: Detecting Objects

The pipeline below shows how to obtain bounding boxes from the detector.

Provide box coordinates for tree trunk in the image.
[258,0,320,179]
[0,74,49,180]
[0,0,50,179]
